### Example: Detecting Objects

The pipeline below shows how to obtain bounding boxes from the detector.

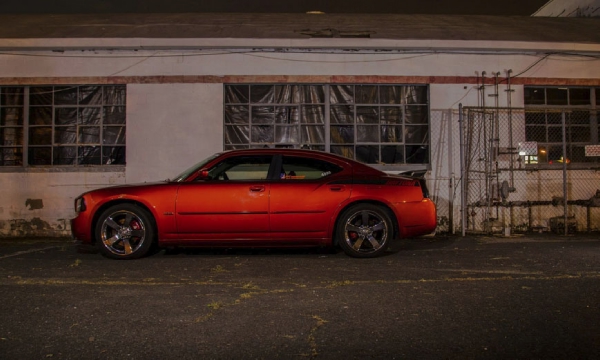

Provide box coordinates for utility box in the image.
[549,216,577,234]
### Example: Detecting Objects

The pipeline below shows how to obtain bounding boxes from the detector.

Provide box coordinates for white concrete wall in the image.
[126,83,223,183]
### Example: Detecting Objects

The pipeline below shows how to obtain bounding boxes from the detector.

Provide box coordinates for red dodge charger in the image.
[71,149,436,259]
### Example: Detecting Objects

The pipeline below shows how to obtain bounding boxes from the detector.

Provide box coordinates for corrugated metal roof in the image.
[0,13,599,44]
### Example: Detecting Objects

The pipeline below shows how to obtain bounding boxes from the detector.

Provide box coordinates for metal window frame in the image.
[223,83,431,171]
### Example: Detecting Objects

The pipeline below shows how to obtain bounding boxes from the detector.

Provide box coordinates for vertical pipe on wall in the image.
[459,103,466,236]
[561,111,568,236]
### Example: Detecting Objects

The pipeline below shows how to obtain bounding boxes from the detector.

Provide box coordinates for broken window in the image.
[0,84,126,167]
[224,84,430,166]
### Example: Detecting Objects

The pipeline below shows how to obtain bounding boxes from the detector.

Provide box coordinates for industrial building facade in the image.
[0,13,599,236]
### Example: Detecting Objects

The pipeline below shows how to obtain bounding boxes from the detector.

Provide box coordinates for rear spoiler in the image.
[397,170,430,199]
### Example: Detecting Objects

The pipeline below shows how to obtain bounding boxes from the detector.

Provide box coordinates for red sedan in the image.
[71,149,436,259]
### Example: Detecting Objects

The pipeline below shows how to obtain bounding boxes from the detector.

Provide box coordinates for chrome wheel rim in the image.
[100,210,146,256]
[344,210,389,254]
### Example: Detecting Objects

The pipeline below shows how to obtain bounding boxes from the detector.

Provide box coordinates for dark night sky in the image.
[0,0,549,16]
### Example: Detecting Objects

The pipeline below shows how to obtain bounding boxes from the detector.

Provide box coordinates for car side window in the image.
[280,156,343,180]
[207,155,272,181]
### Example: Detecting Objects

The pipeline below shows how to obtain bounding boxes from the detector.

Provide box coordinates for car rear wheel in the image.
[337,204,393,258]
[95,204,155,259]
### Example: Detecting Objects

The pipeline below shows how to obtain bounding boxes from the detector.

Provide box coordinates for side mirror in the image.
[195,169,210,180]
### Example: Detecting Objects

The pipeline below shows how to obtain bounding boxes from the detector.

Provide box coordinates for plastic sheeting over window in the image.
[28,85,126,166]
[0,87,25,166]
[224,84,429,165]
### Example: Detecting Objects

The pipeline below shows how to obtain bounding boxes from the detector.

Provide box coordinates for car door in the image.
[175,155,273,239]
[269,155,351,240]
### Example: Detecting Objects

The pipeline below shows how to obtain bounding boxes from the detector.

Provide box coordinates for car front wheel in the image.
[337,204,393,258]
[95,204,155,259]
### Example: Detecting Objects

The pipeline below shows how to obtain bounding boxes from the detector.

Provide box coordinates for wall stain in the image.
[1,218,69,237]
[25,199,44,210]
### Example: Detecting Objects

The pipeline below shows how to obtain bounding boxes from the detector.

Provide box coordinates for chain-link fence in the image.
[428,107,600,235]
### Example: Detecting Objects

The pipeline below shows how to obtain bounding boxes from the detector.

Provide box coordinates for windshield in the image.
[171,153,220,182]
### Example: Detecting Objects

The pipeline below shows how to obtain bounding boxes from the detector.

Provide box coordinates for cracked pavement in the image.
[0,235,599,359]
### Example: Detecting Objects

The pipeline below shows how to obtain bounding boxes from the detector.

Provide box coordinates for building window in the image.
[223,84,429,166]
[524,87,599,164]
[0,85,126,167]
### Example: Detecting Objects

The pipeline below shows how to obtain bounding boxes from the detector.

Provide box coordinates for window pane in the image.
[301,125,325,144]
[79,86,103,105]
[525,111,545,125]
[103,86,126,105]
[381,125,403,143]
[0,128,23,146]
[356,106,378,124]
[103,126,126,145]
[299,85,324,103]
[28,147,51,165]
[29,127,52,145]
[330,85,354,104]
[224,125,249,144]
[405,86,428,104]
[546,88,568,105]
[251,125,274,143]
[568,126,590,142]
[79,107,101,125]
[54,86,78,105]
[546,112,562,124]
[330,105,354,124]
[405,125,429,143]
[524,87,545,105]
[103,146,126,164]
[355,85,378,104]
[357,125,379,142]
[275,126,299,143]
[405,145,429,164]
[405,105,428,124]
[525,125,546,142]
[252,106,276,124]
[275,106,299,124]
[1,87,24,106]
[225,85,249,103]
[547,126,563,142]
[225,105,249,124]
[30,107,52,125]
[55,126,77,144]
[55,108,77,125]
[29,87,53,106]
[380,86,402,104]
[281,156,342,180]
[569,88,590,105]
[53,146,77,165]
[0,107,23,126]
[331,145,354,159]
[380,107,402,124]
[331,125,354,144]
[569,111,590,125]
[0,147,23,166]
[78,146,102,165]
[356,145,379,164]
[381,145,404,164]
[301,105,325,124]
[78,126,100,144]
[251,85,274,103]
[104,106,126,124]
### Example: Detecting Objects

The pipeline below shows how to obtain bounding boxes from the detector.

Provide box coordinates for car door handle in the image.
[329,185,345,192]
[249,185,265,192]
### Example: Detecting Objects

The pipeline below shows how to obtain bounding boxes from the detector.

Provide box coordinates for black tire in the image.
[336,204,393,258]
[95,203,156,260]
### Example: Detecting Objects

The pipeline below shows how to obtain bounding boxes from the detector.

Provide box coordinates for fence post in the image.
[562,111,568,236]
[459,104,466,236]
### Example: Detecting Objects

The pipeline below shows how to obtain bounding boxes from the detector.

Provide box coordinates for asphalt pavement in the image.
[0,234,598,359]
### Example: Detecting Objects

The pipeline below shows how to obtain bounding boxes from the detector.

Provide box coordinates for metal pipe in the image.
[459,103,466,236]
[561,111,568,235]
[506,69,515,188]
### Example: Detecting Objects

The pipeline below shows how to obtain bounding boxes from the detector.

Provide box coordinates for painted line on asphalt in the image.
[0,246,62,260]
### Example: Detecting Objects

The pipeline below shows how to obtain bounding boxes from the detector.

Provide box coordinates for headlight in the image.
[74,197,86,212]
